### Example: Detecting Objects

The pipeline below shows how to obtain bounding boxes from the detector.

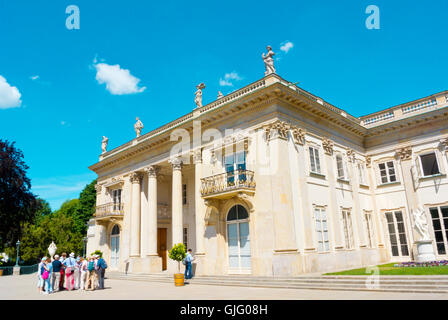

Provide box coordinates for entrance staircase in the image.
[106,272,448,294]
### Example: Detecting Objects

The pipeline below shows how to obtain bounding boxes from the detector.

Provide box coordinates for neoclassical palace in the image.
[87,70,448,276]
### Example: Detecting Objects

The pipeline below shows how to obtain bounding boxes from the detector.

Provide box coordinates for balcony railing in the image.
[200,170,256,197]
[95,202,124,219]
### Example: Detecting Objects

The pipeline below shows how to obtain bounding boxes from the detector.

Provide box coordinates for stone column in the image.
[129,172,142,257]
[142,166,162,272]
[193,149,206,275]
[265,121,301,276]
[170,157,183,246]
[346,149,367,248]
[322,138,344,250]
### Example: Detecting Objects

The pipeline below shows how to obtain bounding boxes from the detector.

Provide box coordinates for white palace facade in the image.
[87,72,448,276]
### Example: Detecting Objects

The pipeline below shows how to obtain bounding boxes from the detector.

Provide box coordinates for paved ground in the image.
[1,274,448,300]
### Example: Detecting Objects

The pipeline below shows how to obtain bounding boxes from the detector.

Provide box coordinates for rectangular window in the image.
[385,211,409,257]
[182,184,187,205]
[314,208,330,252]
[183,227,188,249]
[225,151,246,184]
[336,154,345,179]
[420,153,440,177]
[430,206,448,255]
[365,213,375,248]
[309,147,321,174]
[379,161,397,184]
[112,189,122,211]
[342,210,354,249]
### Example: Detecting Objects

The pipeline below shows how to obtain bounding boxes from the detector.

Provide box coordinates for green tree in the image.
[0,140,37,251]
[33,199,52,224]
[73,179,97,234]
[19,210,83,263]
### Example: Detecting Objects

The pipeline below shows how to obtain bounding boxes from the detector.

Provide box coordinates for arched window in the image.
[226,205,251,272]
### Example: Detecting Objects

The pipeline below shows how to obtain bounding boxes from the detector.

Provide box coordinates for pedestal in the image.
[13,266,20,276]
[415,240,436,263]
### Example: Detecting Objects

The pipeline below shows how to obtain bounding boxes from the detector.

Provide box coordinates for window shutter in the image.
[393,160,400,183]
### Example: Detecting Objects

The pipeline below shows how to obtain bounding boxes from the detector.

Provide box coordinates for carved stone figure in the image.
[262,45,276,76]
[134,117,144,138]
[217,91,224,99]
[195,83,206,108]
[413,207,430,241]
[48,242,57,259]
[101,136,109,154]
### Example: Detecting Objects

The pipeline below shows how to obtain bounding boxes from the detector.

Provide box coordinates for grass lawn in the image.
[325,263,448,276]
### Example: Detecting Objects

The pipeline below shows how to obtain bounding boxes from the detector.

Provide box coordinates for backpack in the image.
[88,261,94,271]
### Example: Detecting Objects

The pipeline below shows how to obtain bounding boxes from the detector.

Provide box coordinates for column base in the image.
[126,255,163,274]
[272,250,302,276]
[192,253,206,276]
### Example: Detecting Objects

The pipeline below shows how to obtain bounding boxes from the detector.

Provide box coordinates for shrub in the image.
[168,243,186,273]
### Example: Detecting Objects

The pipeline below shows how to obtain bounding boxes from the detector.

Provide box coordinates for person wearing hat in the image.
[63,253,76,291]
[51,255,62,292]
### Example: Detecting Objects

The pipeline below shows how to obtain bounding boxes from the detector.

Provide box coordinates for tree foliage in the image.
[0,140,37,251]
[73,179,97,234]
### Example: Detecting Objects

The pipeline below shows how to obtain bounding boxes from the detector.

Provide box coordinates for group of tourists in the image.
[37,252,108,295]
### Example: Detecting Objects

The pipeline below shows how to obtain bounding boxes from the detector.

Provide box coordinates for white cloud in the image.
[280,41,294,53]
[61,121,66,126]
[219,71,242,87]
[30,75,40,81]
[94,61,146,95]
[0,75,22,109]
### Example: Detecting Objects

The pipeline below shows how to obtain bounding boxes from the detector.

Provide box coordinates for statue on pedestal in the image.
[262,45,276,76]
[134,117,144,138]
[195,83,206,108]
[413,207,430,241]
[217,91,224,99]
[101,136,109,154]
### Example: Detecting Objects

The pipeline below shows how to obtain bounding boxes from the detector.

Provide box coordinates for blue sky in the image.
[0,0,447,210]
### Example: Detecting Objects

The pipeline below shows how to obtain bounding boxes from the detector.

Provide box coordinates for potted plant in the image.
[168,243,186,286]
[91,250,103,258]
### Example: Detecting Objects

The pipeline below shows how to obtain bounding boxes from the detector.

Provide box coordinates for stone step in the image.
[106,274,448,293]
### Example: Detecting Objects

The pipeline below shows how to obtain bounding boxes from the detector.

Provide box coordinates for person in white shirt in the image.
[79,257,88,291]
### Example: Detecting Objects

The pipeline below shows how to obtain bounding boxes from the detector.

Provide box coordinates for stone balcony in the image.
[200,170,256,200]
[95,202,124,221]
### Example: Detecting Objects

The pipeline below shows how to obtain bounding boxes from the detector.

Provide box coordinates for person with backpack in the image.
[41,257,52,295]
[96,255,108,289]
[86,256,96,291]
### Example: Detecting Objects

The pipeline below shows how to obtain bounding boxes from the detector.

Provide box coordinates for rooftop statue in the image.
[101,136,109,154]
[195,83,206,108]
[134,117,144,138]
[262,45,276,76]
[217,91,224,99]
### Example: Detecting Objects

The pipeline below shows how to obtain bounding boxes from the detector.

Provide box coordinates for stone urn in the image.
[48,242,57,260]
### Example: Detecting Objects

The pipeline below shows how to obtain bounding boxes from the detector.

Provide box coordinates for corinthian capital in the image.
[396,146,412,161]
[440,138,448,151]
[144,165,159,178]
[265,120,290,141]
[322,138,334,156]
[192,149,202,164]
[346,149,356,163]
[169,156,183,171]
[291,127,306,145]
[129,172,143,184]
[94,184,102,194]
